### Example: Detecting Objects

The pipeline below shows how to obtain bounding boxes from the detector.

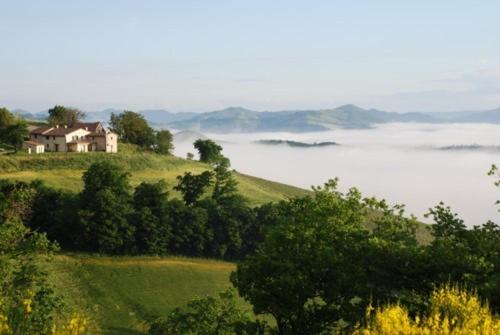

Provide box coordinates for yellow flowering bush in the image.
[0,312,8,334]
[355,285,500,335]
[51,314,90,335]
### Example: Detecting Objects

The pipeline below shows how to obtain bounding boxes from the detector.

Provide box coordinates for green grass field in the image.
[49,254,239,334]
[0,144,308,206]
[2,143,432,334]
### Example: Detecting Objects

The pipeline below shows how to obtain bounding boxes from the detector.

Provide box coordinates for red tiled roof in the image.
[74,122,102,132]
[43,127,87,136]
[31,127,52,135]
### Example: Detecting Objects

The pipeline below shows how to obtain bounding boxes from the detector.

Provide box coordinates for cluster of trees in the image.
[147,167,500,334]
[2,151,261,259]
[0,107,28,150]
[110,111,173,154]
[229,180,500,333]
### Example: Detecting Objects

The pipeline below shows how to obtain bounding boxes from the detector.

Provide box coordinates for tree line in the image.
[0,145,262,259]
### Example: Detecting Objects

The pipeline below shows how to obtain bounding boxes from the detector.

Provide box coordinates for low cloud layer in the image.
[174,123,500,226]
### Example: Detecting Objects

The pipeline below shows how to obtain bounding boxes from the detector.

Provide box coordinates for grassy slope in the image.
[49,254,238,334]
[0,144,308,206]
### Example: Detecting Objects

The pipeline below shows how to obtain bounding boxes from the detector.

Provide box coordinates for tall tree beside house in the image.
[0,107,28,150]
[47,105,86,127]
[109,111,156,148]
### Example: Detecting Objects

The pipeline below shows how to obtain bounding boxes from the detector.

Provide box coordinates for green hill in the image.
[48,254,238,334]
[0,144,308,206]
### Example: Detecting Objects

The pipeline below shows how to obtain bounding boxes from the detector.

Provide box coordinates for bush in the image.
[148,290,263,335]
[355,285,500,335]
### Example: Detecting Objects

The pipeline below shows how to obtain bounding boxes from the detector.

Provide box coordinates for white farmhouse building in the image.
[24,122,117,153]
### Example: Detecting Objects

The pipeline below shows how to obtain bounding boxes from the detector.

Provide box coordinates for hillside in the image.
[0,144,308,206]
[167,105,438,132]
[49,254,238,334]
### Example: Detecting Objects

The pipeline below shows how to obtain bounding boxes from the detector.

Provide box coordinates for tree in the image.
[29,184,79,249]
[231,180,373,334]
[81,161,131,202]
[194,139,223,163]
[201,197,255,259]
[212,157,239,204]
[78,162,134,253]
[0,107,28,150]
[231,180,428,334]
[423,203,500,313]
[148,290,262,335]
[174,171,214,205]
[47,105,86,127]
[110,111,155,148]
[154,130,174,154]
[131,181,172,254]
[0,107,15,128]
[168,199,210,256]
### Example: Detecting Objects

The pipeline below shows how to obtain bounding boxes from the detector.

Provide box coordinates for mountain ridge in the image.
[12,105,500,133]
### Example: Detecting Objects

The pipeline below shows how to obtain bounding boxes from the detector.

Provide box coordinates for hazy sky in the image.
[1,1,500,113]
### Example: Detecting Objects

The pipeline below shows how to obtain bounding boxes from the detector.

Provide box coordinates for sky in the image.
[1,0,500,113]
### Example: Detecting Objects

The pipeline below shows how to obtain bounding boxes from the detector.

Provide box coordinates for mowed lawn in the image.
[49,254,240,334]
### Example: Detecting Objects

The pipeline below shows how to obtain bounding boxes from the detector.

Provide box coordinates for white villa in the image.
[23,122,117,154]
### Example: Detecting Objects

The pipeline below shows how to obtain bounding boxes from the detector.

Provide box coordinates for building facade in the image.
[25,122,118,153]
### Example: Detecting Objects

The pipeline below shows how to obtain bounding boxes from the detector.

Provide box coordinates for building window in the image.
[46,136,49,140]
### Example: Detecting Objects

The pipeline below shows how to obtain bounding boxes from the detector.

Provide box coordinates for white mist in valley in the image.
[173,123,500,226]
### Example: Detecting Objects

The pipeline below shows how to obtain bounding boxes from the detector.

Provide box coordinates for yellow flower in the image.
[0,313,9,334]
[22,298,32,314]
[353,284,500,335]
[51,313,90,335]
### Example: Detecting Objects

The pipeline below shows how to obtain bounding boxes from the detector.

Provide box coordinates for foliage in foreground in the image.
[231,177,500,334]
[0,181,91,334]
[148,290,263,335]
[355,285,500,335]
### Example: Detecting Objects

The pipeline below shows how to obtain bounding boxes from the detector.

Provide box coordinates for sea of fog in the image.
[173,123,500,226]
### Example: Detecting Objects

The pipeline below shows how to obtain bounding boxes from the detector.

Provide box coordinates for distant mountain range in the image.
[13,104,500,133]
